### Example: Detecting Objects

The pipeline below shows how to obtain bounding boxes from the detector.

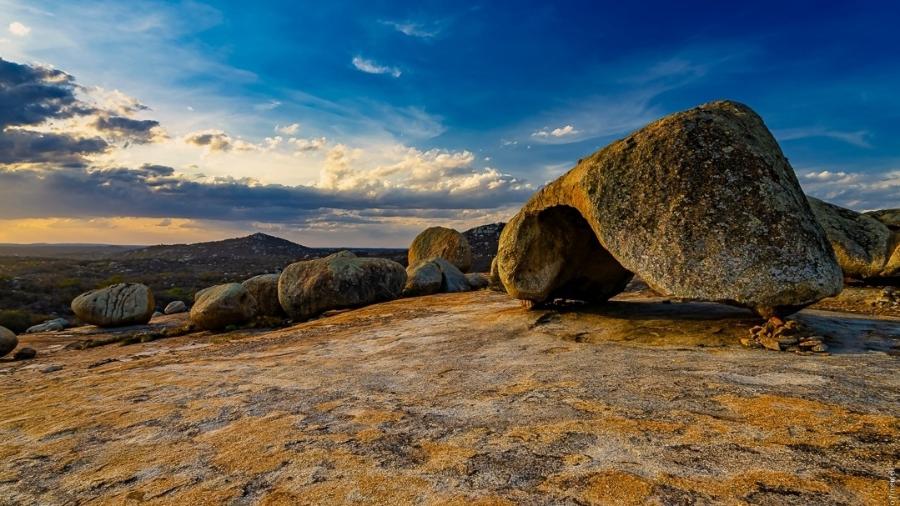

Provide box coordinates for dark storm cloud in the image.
[0,165,531,223]
[93,115,162,143]
[0,129,107,165]
[0,58,95,128]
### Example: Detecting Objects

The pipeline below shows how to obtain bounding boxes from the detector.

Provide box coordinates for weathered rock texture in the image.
[809,197,900,281]
[163,301,187,315]
[0,326,17,357]
[433,258,470,292]
[279,251,407,321]
[498,100,842,316]
[409,227,473,273]
[71,283,155,327]
[25,318,68,334]
[463,222,505,272]
[241,274,285,317]
[190,283,258,330]
[403,261,443,296]
[866,208,900,231]
[2,291,898,504]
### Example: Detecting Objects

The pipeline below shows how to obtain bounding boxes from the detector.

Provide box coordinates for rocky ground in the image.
[1,291,898,505]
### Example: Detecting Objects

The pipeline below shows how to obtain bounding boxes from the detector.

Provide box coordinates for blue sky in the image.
[0,0,898,246]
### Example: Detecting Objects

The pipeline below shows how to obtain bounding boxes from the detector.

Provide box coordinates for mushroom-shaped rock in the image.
[0,326,17,358]
[241,274,285,317]
[164,300,187,315]
[278,251,407,321]
[809,197,899,281]
[408,227,473,273]
[71,283,155,327]
[497,100,842,317]
[190,283,258,330]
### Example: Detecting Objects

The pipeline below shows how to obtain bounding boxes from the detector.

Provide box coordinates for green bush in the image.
[0,310,50,333]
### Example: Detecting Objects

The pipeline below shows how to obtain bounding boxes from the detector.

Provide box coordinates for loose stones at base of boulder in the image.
[190,283,259,331]
[164,300,188,315]
[0,326,18,358]
[241,274,285,317]
[497,100,842,317]
[809,197,899,282]
[465,272,490,290]
[279,251,406,321]
[71,283,156,327]
[740,317,829,354]
[408,227,473,273]
[26,318,69,333]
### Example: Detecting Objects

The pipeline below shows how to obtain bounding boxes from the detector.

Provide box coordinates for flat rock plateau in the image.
[1,291,898,505]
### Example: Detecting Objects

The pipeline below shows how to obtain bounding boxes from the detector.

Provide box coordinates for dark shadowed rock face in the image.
[278,251,407,321]
[190,283,258,330]
[498,100,843,316]
[403,261,443,297]
[810,197,899,281]
[408,227,473,273]
[241,274,285,317]
[71,283,155,327]
[463,223,505,272]
[866,208,900,231]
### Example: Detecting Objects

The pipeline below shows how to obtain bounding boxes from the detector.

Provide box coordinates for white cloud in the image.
[275,123,300,135]
[290,136,327,153]
[775,127,872,148]
[800,169,900,210]
[532,124,580,139]
[381,20,441,38]
[352,56,402,78]
[8,21,31,37]
[254,100,282,111]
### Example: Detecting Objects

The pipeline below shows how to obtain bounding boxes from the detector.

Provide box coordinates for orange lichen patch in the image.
[829,473,892,504]
[418,440,477,473]
[715,394,900,446]
[661,469,831,500]
[315,399,344,412]
[284,467,434,505]
[179,396,241,425]
[541,470,653,505]
[348,408,404,425]
[562,454,591,466]
[104,473,196,504]
[156,480,242,505]
[506,409,682,445]
[436,495,517,506]
[354,428,382,443]
[197,412,299,475]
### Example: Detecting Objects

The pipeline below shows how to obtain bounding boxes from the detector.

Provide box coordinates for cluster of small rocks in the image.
[870,286,899,308]
[741,317,829,354]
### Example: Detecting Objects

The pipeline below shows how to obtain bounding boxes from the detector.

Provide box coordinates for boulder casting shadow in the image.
[497,100,843,317]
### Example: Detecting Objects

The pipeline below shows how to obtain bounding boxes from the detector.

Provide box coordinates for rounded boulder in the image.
[408,227,473,273]
[0,326,18,358]
[190,283,258,330]
[242,274,285,317]
[71,283,155,327]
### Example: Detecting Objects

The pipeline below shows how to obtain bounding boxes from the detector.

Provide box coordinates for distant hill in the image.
[463,222,505,272]
[116,233,312,262]
[0,243,141,259]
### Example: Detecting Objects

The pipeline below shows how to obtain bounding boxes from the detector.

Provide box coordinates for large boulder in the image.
[433,258,470,292]
[241,274,285,317]
[0,326,17,358]
[497,100,842,317]
[71,283,155,327]
[809,197,899,281]
[409,227,473,273]
[278,251,407,321]
[190,283,258,330]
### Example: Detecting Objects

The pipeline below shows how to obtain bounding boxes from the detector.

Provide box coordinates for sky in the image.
[0,0,898,247]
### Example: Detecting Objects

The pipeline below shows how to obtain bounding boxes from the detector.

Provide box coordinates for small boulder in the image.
[278,251,407,321]
[190,283,258,330]
[13,347,36,360]
[71,283,155,327]
[241,274,285,317]
[434,258,470,292]
[809,197,899,281]
[465,272,490,290]
[409,227,473,273]
[164,300,188,315]
[403,261,443,296]
[26,318,68,333]
[0,326,18,358]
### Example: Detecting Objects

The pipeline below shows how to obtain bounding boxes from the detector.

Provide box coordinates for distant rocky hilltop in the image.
[463,222,505,272]
[115,232,313,262]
